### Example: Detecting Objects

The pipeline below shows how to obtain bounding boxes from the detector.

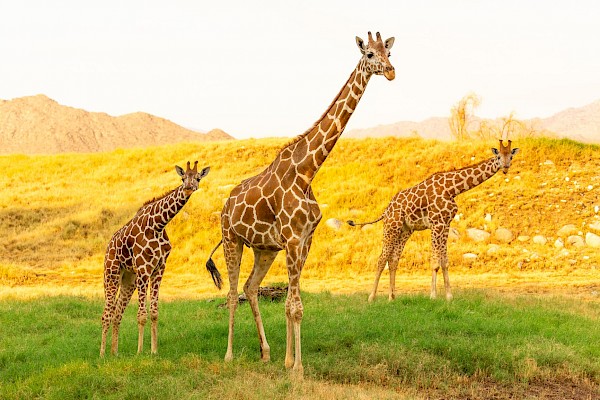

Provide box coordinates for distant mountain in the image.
[0,95,234,155]
[346,100,600,144]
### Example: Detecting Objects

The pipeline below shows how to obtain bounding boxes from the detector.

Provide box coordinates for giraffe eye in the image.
[367,53,374,59]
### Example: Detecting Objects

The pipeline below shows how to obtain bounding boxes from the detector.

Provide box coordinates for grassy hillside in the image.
[1,137,599,299]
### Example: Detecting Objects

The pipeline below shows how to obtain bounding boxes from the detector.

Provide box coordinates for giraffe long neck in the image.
[444,156,502,197]
[276,59,371,187]
[146,186,191,231]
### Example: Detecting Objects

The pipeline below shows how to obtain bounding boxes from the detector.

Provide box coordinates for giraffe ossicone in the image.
[100,161,210,357]
[348,140,519,302]
[205,32,396,376]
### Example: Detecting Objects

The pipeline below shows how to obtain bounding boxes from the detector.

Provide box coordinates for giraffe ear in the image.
[198,166,210,179]
[175,165,185,177]
[511,148,520,155]
[385,37,395,50]
[356,36,366,54]
[491,148,499,155]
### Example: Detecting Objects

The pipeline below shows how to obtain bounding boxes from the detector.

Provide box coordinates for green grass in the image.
[1,292,599,399]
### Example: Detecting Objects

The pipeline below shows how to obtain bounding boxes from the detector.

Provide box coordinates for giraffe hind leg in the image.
[244,249,278,362]
[223,237,243,362]
[111,270,136,355]
[101,261,120,357]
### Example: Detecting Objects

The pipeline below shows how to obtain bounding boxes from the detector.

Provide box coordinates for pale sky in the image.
[1,1,599,139]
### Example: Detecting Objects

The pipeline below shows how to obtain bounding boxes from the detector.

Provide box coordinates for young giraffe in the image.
[348,140,520,302]
[206,32,396,375]
[100,161,211,357]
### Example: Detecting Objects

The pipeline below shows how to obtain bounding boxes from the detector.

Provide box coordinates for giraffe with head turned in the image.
[348,140,520,302]
[205,32,396,375]
[100,161,210,357]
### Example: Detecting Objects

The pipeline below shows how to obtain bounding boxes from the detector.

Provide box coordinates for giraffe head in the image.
[175,161,210,195]
[491,140,520,174]
[356,31,395,80]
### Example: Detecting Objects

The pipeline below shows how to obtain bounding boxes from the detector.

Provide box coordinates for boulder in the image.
[487,244,501,255]
[494,227,514,243]
[517,235,530,242]
[557,224,578,237]
[588,221,600,232]
[466,228,490,243]
[325,218,343,230]
[532,235,548,245]
[585,232,600,248]
[463,253,478,260]
[554,238,564,248]
[448,227,460,241]
[566,235,585,248]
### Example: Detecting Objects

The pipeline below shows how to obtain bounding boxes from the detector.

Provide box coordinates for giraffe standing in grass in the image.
[100,161,211,357]
[206,32,396,376]
[348,140,520,302]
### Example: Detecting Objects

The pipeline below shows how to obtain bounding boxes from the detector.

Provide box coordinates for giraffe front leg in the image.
[135,268,151,354]
[149,263,166,355]
[284,239,308,378]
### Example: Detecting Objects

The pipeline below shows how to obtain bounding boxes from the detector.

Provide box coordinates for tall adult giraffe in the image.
[206,32,396,375]
[100,161,210,357]
[348,140,520,302]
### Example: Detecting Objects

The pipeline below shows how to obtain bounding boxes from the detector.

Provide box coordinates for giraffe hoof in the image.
[224,353,234,362]
[368,294,375,303]
[291,364,304,379]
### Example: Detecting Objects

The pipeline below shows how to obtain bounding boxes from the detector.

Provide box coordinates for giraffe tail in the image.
[347,215,384,227]
[206,240,223,290]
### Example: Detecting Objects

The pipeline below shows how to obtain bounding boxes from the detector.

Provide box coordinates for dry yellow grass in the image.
[1,137,599,300]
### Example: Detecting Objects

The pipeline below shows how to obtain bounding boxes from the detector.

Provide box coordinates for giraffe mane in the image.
[141,188,178,208]
[277,66,357,153]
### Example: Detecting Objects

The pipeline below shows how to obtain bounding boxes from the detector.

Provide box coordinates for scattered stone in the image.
[566,235,585,248]
[588,185,594,191]
[588,222,600,232]
[557,224,578,237]
[454,213,462,222]
[320,203,329,209]
[448,227,460,241]
[466,228,490,243]
[325,218,343,230]
[517,235,530,242]
[487,244,501,255]
[532,235,547,245]
[543,160,554,165]
[484,213,492,222]
[463,253,478,260]
[585,232,600,248]
[554,238,564,248]
[494,227,514,243]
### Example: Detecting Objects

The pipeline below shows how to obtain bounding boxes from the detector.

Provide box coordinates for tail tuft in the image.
[347,220,356,227]
[206,258,223,290]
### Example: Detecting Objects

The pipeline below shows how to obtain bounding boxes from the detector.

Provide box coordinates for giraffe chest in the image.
[223,185,322,249]
[108,226,171,272]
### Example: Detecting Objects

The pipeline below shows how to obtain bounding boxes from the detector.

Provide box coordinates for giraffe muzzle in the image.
[384,68,395,81]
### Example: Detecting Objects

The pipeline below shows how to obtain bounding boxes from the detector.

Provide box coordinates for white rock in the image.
[566,235,585,248]
[487,244,501,255]
[543,160,554,165]
[325,218,343,230]
[557,224,578,237]
[448,227,460,241]
[554,238,564,248]
[517,235,530,242]
[588,222,600,232]
[494,227,514,243]
[585,232,600,248]
[532,235,548,245]
[466,228,490,243]
[484,213,492,222]
[463,253,478,260]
